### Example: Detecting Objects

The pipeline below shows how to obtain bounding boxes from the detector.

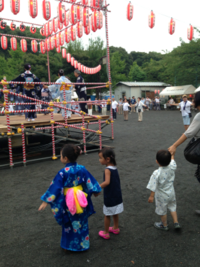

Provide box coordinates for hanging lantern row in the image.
[0,20,39,35]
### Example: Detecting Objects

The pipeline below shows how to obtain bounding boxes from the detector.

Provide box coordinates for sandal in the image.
[109,227,120,235]
[99,231,110,240]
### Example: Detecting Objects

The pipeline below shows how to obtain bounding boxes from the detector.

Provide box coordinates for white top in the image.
[118,101,123,105]
[147,160,177,195]
[101,103,107,108]
[112,101,118,109]
[9,105,14,112]
[136,101,145,113]
[155,98,160,103]
[169,99,174,105]
[123,102,130,111]
[185,112,200,138]
[179,101,192,116]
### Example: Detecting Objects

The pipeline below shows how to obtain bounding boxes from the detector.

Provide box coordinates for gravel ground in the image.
[1,110,200,267]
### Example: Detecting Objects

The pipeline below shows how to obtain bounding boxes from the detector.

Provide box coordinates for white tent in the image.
[160,85,196,96]
[195,87,200,93]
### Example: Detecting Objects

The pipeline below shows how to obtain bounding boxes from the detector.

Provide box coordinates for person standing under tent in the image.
[9,64,42,121]
[74,70,88,114]
[44,69,72,118]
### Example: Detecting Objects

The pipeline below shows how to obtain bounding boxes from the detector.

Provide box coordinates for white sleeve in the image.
[146,170,159,192]
[169,160,177,171]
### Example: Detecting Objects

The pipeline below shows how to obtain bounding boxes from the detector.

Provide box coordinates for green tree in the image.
[128,61,146,81]
[110,52,127,87]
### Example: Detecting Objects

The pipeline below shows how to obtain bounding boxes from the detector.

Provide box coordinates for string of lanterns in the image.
[127,2,194,41]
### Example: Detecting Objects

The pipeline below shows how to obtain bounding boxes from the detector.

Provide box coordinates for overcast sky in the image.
[1,0,199,54]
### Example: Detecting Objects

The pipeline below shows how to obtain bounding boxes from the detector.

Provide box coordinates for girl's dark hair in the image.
[61,144,81,162]
[194,91,200,108]
[58,69,64,76]
[99,148,116,166]
[156,150,171,167]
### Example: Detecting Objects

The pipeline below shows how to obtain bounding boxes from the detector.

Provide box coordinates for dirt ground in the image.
[1,110,200,267]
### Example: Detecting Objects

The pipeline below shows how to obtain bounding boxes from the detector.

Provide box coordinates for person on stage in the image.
[9,64,42,121]
[41,87,52,115]
[74,70,88,114]
[44,69,72,118]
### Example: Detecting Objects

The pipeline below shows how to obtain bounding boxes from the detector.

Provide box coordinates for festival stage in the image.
[0,113,110,133]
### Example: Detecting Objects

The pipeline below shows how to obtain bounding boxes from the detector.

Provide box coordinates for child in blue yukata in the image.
[147,150,181,231]
[38,144,102,252]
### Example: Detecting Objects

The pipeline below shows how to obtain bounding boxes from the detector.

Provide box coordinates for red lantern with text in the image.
[148,10,155,29]
[169,18,175,35]
[81,65,84,72]
[53,18,58,33]
[187,24,194,41]
[74,60,78,69]
[71,57,74,66]
[77,22,83,38]
[71,5,77,25]
[154,90,157,94]
[62,48,66,59]
[40,41,46,54]
[42,0,51,20]
[84,20,90,35]
[127,2,133,21]
[58,20,63,30]
[83,7,89,27]
[20,23,26,32]
[158,90,160,94]
[65,28,71,43]
[58,2,65,23]
[44,23,49,37]
[20,39,27,52]
[10,0,20,15]
[91,14,97,32]
[48,21,53,35]
[82,0,88,4]
[59,32,65,46]
[30,26,37,34]
[64,11,70,27]
[1,36,7,50]
[99,11,103,29]
[50,36,55,50]
[10,22,16,31]
[0,21,6,29]
[56,46,61,53]
[0,0,4,12]
[94,10,100,29]
[78,63,81,71]
[67,53,71,63]
[71,26,76,41]
[77,5,83,21]
[10,37,17,51]
[45,38,50,52]
[31,40,38,53]
[29,0,38,18]
[55,33,60,48]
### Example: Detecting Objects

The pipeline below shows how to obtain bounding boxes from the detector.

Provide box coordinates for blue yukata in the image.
[48,76,72,118]
[9,71,42,119]
[41,162,102,251]
[75,75,88,113]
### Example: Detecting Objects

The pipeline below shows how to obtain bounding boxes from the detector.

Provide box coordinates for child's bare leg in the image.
[161,214,168,226]
[170,211,178,223]
[104,215,111,234]
[113,214,119,229]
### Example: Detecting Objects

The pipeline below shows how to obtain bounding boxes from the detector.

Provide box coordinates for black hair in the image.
[58,69,64,76]
[156,150,171,167]
[194,91,200,108]
[99,148,116,166]
[61,144,81,162]
[24,64,31,70]
[138,97,141,100]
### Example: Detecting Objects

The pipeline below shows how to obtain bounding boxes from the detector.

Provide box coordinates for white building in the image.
[114,82,170,101]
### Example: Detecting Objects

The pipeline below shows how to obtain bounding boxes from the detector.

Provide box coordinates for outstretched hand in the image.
[38,201,48,211]
[168,145,176,156]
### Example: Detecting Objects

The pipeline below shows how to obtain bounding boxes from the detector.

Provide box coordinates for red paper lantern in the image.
[90,0,98,11]
[64,11,70,27]
[91,14,97,32]
[20,39,27,52]
[42,0,51,20]
[71,4,77,25]
[83,7,89,27]
[84,19,90,35]
[82,0,88,4]
[58,2,66,23]
[0,0,4,12]
[71,25,76,41]
[83,66,86,73]
[77,22,83,38]
[148,10,155,29]
[81,65,84,72]
[50,36,55,50]
[77,5,83,21]
[65,28,71,43]
[59,32,65,46]
[158,90,160,94]
[74,60,78,69]
[55,33,60,48]
[40,41,46,54]
[53,18,58,33]
[48,20,53,35]
[45,38,50,52]
[154,90,157,94]
[10,0,20,15]
[30,26,37,34]
[10,37,17,51]
[187,24,194,41]
[44,23,49,37]
[71,57,74,66]
[127,2,133,21]
[29,0,38,18]
[67,53,71,63]
[31,40,38,53]
[58,20,63,30]
[1,36,7,50]
[0,21,6,29]
[78,63,81,71]
[62,48,66,59]
[70,0,76,3]
[56,46,61,53]
[10,22,16,31]
[94,10,100,29]
[20,23,26,32]
[99,11,103,29]
[169,18,175,35]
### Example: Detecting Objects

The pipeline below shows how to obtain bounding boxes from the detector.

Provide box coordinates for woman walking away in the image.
[38,144,101,251]
[98,149,124,239]
[135,97,148,122]
[123,99,130,121]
